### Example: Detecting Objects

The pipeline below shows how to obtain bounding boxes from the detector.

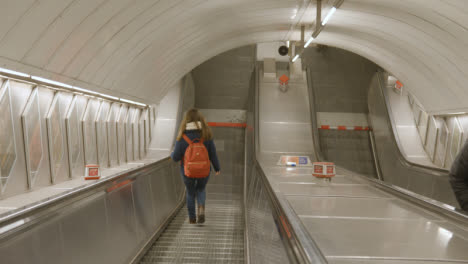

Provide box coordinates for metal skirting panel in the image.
[0,160,184,264]
[245,166,290,264]
[318,130,376,178]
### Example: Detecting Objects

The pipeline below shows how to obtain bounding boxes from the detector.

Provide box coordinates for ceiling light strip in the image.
[0,67,146,107]
[0,67,30,78]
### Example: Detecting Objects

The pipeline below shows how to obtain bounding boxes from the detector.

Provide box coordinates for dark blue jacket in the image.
[171,130,220,176]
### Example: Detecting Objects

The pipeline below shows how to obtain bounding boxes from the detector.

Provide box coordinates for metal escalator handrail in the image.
[305,67,325,163]
[253,63,327,264]
[0,157,172,227]
[374,71,449,175]
[254,160,328,264]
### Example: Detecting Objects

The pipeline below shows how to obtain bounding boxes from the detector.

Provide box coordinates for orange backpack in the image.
[182,135,211,178]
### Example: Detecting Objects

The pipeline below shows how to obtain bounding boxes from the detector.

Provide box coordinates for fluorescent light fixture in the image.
[31,76,73,89]
[322,7,336,26]
[292,54,300,62]
[120,98,146,107]
[304,37,314,48]
[72,86,98,95]
[98,93,119,100]
[0,67,30,78]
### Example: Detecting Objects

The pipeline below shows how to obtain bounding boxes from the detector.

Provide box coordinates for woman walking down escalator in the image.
[171,109,221,224]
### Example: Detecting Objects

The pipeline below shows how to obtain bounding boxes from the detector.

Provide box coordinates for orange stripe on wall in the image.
[208,122,247,128]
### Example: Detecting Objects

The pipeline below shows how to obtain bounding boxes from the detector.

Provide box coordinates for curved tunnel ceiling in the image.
[0,0,466,114]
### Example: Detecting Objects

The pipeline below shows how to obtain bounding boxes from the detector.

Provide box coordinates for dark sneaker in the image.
[189,218,196,224]
[197,205,205,224]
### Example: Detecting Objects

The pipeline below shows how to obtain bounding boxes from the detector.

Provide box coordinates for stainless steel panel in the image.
[22,88,44,188]
[82,99,101,165]
[0,215,64,264]
[65,95,88,178]
[329,259,454,264]
[301,217,468,261]
[246,168,289,264]
[133,108,141,160]
[0,81,17,193]
[150,164,175,225]
[0,157,185,264]
[126,107,136,162]
[46,93,66,183]
[117,105,128,165]
[132,173,156,239]
[60,192,109,264]
[105,183,139,263]
[287,196,442,220]
[279,183,390,198]
[96,101,110,167]
[107,103,120,167]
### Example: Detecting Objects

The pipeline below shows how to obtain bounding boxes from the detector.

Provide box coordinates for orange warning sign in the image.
[279,74,289,85]
[312,162,335,178]
[85,164,100,180]
[395,80,403,90]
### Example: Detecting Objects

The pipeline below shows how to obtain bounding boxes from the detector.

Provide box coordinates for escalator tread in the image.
[140,197,245,263]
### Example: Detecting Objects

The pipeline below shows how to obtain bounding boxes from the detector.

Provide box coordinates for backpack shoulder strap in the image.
[182,134,192,145]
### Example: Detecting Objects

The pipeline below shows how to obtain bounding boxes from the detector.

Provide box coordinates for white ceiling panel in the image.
[0,0,466,113]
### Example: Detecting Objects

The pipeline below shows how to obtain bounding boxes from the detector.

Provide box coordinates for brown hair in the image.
[176,108,213,141]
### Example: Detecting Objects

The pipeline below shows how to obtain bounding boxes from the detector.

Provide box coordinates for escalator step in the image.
[140,199,245,264]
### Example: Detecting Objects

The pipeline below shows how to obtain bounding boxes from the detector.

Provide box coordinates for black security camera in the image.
[278,45,289,56]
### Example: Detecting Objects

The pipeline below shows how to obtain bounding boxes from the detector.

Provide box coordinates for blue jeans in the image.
[181,174,210,219]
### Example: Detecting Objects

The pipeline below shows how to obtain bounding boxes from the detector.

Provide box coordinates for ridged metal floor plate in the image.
[140,193,245,263]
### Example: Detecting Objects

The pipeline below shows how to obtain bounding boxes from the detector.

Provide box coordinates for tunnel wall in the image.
[193,45,256,110]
